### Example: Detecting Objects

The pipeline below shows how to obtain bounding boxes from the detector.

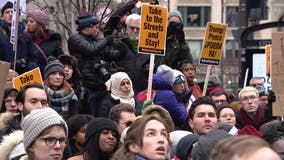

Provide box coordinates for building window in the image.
[178,6,211,27]
[226,40,239,58]
[188,40,202,60]
[226,7,239,27]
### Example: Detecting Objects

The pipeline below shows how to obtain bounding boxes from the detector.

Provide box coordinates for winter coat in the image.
[0,20,38,74]
[153,74,187,127]
[0,130,26,160]
[33,30,64,73]
[155,39,193,70]
[97,92,142,117]
[0,112,21,142]
[68,33,111,91]
[117,38,150,95]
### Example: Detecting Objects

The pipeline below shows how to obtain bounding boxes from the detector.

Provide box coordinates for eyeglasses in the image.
[241,95,258,102]
[39,137,67,147]
[220,114,235,118]
[129,26,140,31]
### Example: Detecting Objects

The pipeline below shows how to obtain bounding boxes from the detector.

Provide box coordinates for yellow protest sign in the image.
[200,23,227,65]
[13,67,44,91]
[138,4,167,55]
[265,45,272,76]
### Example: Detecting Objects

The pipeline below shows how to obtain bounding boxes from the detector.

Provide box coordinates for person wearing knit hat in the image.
[156,64,175,86]
[1,1,13,17]
[1,88,19,113]
[75,12,99,31]
[22,108,68,160]
[174,134,198,160]
[191,129,231,160]
[27,10,49,29]
[168,10,183,23]
[68,118,120,160]
[155,10,193,69]
[25,9,64,74]
[44,56,78,120]
[153,65,187,128]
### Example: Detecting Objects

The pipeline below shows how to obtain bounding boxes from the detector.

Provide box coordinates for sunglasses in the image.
[129,26,140,31]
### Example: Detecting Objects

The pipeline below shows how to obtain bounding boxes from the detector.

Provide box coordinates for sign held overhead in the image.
[200,23,228,65]
[138,4,168,55]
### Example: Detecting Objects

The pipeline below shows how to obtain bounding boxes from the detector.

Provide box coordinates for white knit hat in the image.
[22,108,68,151]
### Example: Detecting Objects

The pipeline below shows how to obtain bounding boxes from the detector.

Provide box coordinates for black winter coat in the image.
[117,38,150,95]
[33,30,63,73]
[97,92,142,117]
[68,33,110,91]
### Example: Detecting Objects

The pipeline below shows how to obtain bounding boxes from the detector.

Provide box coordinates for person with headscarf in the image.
[97,72,142,117]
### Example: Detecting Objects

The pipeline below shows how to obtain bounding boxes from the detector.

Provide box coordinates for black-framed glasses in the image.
[129,26,140,31]
[39,137,67,147]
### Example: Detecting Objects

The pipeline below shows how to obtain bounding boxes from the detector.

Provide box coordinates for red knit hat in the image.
[27,9,49,29]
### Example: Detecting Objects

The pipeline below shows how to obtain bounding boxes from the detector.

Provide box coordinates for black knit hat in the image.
[44,56,65,80]
[85,118,120,143]
[75,12,99,31]
[1,1,13,16]
[175,134,199,160]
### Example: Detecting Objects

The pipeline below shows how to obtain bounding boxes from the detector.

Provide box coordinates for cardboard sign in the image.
[265,45,272,76]
[0,61,11,111]
[138,4,167,55]
[13,67,43,91]
[200,23,227,65]
[271,32,284,116]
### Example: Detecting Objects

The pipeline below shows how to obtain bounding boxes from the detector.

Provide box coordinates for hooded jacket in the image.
[0,130,25,160]
[153,74,187,127]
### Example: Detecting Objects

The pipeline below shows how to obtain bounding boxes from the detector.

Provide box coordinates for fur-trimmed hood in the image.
[0,112,20,132]
[0,130,25,160]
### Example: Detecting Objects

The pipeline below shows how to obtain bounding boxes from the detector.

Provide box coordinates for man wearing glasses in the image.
[116,13,150,95]
[236,86,265,129]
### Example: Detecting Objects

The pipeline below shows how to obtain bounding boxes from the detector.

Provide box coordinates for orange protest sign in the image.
[200,22,227,65]
[13,67,44,91]
[138,4,168,55]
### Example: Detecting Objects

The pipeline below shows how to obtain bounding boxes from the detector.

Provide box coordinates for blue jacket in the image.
[0,20,38,74]
[153,74,187,127]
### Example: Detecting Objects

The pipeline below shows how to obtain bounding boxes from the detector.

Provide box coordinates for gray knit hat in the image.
[44,56,65,80]
[156,64,175,86]
[23,108,68,151]
[168,10,183,23]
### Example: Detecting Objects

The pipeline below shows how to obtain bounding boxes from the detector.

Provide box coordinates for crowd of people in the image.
[0,1,283,160]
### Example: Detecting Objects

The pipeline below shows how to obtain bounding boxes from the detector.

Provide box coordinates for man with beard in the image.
[116,13,150,95]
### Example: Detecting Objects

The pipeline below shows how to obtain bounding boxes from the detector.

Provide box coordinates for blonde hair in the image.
[238,86,259,99]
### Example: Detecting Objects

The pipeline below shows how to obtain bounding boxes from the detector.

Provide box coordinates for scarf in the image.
[105,72,135,107]
[237,107,265,129]
[45,85,77,117]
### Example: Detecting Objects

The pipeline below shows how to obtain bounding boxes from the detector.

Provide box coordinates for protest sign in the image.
[138,4,167,55]
[13,67,43,91]
[271,32,284,116]
[200,23,227,65]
